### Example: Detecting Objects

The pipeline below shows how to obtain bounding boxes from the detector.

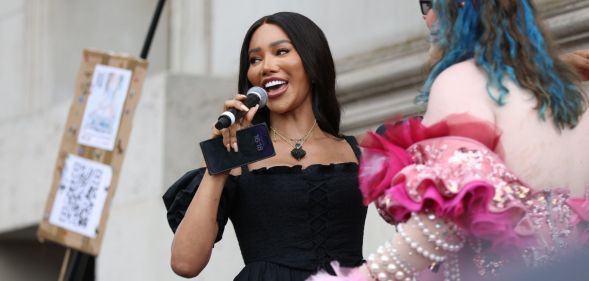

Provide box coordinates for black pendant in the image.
[290,143,306,161]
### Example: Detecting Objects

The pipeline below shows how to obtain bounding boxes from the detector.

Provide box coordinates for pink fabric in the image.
[311,113,589,281]
[360,114,534,251]
[359,132,412,205]
[378,113,500,150]
[305,262,367,281]
[359,114,500,205]
[567,196,589,244]
[381,180,531,250]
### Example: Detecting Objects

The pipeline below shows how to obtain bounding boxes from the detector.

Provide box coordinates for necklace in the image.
[270,120,317,161]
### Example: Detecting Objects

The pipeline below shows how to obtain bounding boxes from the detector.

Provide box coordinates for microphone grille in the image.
[247,86,268,108]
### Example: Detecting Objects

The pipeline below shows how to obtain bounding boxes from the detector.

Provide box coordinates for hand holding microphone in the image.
[215,87,268,130]
[202,87,274,175]
[212,87,268,152]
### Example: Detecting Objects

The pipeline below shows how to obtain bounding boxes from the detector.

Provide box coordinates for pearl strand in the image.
[411,213,465,253]
[443,252,461,281]
[383,240,417,274]
[397,223,447,263]
[366,241,417,281]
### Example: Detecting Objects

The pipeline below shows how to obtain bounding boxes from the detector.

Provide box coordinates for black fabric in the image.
[162,168,238,242]
[344,135,362,159]
[163,136,367,281]
[375,124,387,136]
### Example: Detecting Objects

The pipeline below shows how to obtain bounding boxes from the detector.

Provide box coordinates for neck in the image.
[269,101,320,138]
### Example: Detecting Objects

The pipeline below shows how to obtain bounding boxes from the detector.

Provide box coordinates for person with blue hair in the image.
[310,1,589,280]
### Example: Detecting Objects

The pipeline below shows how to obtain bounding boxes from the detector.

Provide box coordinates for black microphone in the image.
[215,86,268,130]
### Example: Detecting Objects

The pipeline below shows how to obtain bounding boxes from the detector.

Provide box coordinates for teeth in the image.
[264,80,286,88]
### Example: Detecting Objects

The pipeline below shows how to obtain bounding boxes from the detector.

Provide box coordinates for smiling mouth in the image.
[264,80,288,97]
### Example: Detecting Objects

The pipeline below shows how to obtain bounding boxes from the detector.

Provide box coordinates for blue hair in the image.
[419,0,586,129]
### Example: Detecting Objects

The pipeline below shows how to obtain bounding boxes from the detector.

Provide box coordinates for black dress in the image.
[163,136,367,280]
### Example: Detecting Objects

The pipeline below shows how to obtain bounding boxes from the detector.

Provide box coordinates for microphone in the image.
[215,86,268,130]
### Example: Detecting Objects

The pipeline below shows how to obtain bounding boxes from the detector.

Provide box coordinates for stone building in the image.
[0,0,587,280]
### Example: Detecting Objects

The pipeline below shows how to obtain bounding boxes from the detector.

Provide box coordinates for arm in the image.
[362,213,463,280]
[357,63,498,280]
[170,95,259,277]
[170,172,228,278]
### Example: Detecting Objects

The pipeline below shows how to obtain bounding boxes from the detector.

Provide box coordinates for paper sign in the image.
[78,64,132,150]
[49,154,112,238]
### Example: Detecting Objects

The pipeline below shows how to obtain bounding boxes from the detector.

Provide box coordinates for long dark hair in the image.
[237,12,342,137]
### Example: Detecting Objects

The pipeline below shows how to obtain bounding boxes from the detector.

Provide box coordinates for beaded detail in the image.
[359,115,589,280]
[411,213,464,253]
[367,241,417,281]
[404,137,530,211]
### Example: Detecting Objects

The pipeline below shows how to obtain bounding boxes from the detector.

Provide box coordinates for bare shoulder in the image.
[316,134,359,163]
[423,60,495,125]
[430,60,487,99]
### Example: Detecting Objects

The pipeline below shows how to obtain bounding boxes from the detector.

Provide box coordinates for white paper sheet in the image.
[49,154,112,238]
[77,64,132,151]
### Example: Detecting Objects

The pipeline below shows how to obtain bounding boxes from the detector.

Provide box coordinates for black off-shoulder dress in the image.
[163,136,367,280]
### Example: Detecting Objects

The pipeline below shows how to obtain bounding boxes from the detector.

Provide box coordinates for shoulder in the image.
[423,59,496,126]
[431,60,487,100]
[321,134,361,163]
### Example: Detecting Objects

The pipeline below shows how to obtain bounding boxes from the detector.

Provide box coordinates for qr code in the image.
[50,154,112,238]
[57,162,103,228]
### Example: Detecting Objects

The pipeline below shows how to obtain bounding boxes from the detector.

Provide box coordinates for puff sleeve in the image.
[162,168,237,242]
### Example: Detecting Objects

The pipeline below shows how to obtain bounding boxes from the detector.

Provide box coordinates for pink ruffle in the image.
[360,114,500,205]
[305,262,367,281]
[378,114,500,150]
[358,116,451,205]
[360,114,532,251]
[379,179,532,250]
[359,132,412,205]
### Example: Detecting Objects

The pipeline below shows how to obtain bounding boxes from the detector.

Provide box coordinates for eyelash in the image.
[249,57,261,65]
[276,48,289,56]
[249,48,290,65]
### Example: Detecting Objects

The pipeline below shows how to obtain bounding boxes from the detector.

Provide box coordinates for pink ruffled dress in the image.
[310,114,589,281]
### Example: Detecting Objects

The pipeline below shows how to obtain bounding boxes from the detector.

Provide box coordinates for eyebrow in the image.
[248,39,292,54]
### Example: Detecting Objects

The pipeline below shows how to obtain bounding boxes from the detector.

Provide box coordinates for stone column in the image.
[24,0,51,117]
[169,0,213,75]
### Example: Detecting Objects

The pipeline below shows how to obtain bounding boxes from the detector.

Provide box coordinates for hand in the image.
[210,94,260,152]
[561,50,589,81]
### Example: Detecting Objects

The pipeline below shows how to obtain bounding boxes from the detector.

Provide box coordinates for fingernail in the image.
[240,105,249,111]
[226,144,231,152]
[232,142,239,152]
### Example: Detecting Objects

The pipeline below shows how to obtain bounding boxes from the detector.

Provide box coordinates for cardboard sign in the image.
[38,49,148,256]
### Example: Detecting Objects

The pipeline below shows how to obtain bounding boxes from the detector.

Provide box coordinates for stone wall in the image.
[1,0,588,280]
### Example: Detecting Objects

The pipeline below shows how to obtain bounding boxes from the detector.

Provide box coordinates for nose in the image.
[262,55,279,76]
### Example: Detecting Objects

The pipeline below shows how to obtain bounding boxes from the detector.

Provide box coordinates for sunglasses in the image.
[420,0,433,15]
